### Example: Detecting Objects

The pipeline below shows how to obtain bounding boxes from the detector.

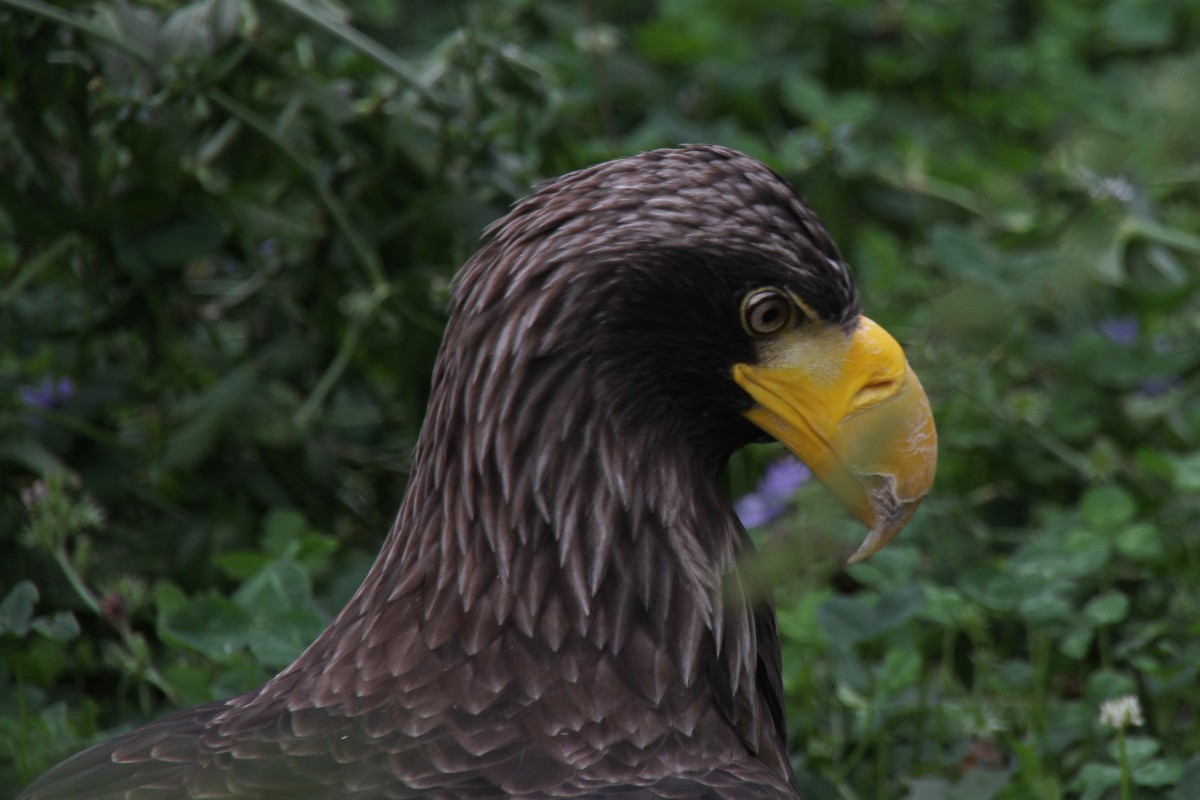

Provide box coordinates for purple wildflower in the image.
[1138,376,1178,397]
[735,456,812,528]
[759,458,812,498]
[19,376,75,410]
[735,493,787,528]
[1098,316,1138,347]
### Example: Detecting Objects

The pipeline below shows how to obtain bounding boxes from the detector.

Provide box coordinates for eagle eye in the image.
[742,289,792,335]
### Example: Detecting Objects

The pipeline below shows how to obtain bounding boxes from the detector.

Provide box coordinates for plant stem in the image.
[53,546,101,617]
[1118,728,1132,800]
[53,545,178,702]
[1029,628,1049,751]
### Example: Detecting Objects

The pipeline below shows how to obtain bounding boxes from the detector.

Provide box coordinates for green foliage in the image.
[2,0,1199,797]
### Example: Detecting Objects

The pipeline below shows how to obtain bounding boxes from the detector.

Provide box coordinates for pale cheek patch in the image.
[754,323,852,389]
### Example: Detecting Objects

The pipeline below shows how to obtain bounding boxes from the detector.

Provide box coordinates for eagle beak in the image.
[733,317,937,563]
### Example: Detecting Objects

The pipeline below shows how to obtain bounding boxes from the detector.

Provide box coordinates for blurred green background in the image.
[2,0,1199,797]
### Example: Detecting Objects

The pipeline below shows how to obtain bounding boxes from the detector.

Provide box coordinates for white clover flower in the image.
[1099,694,1144,730]
[573,24,619,56]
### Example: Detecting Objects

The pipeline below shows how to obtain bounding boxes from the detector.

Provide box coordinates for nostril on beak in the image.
[850,376,904,414]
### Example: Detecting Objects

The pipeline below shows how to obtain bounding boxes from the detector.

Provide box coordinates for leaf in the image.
[1018,590,1072,626]
[1102,1,1175,51]
[210,0,243,43]
[243,612,325,669]
[964,573,1021,612]
[1170,452,1200,493]
[0,581,38,636]
[903,777,953,800]
[872,584,925,634]
[0,438,71,476]
[635,17,721,64]
[920,584,972,628]
[988,659,1035,693]
[1081,485,1136,529]
[31,613,81,642]
[950,770,1012,800]
[1009,737,1056,793]
[90,1,159,91]
[214,550,269,580]
[928,225,1000,285]
[1060,628,1093,660]
[878,646,921,696]
[233,561,328,668]
[233,559,313,617]
[258,506,340,579]
[815,585,924,646]
[1114,523,1164,561]
[153,580,188,617]
[159,592,253,661]
[1111,736,1160,768]
[1133,758,1184,787]
[1170,757,1200,800]
[816,596,875,645]
[781,74,830,120]
[160,2,217,62]
[1084,591,1129,627]
[262,508,309,558]
[1077,762,1121,800]
[1086,670,1137,704]
[1062,529,1112,575]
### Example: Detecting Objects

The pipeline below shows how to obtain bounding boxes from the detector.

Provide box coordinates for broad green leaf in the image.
[31,613,81,642]
[1018,590,1072,626]
[1111,736,1160,767]
[1133,758,1184,787]
[0,439,71,477]
[234,560,313,617]
[0,581,38,637]
[872,584,925,634]
[1080,485,1136,529]
[1083,591,1129,628]
[263,508,309,558]
[815,596,875,645]
[1077,762,1121,800]
[1061,529,1111,576]
[215,550,270,581]
[1170,757,1200,800]
[1086,670,1137,704]
[234,561,328,668]
[1114,523,1164,561]
[878,646,920,696]
[1060,628,1092,660]
[159,592,253,661]
[1170,453,1200,493]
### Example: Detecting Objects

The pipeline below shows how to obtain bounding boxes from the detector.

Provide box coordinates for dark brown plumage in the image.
[20,145,935,800]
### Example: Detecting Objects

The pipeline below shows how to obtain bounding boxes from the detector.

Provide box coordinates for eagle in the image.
[20,145,937,799]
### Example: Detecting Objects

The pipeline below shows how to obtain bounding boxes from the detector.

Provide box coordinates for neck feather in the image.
[268,288,790,786]
[359,350,750,684]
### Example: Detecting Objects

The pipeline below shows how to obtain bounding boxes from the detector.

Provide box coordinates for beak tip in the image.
[845,539,878,565]
[846,495,925,565]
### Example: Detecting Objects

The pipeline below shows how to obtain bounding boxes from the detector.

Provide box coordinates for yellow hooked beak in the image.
[733,316,937,563]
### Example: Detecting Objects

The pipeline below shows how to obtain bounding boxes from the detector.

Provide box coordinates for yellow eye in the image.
[742,289,792,335]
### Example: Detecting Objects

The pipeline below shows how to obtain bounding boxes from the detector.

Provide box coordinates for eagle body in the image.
[21,146,937,799]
